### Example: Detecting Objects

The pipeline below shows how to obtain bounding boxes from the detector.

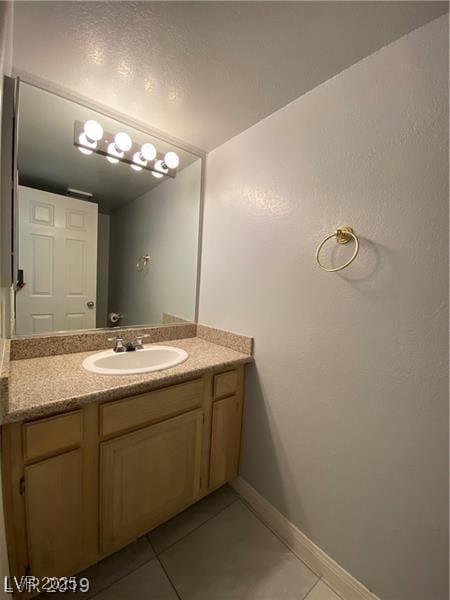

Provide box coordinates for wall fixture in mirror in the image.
[14,81,203,336]
[75,120,180,177]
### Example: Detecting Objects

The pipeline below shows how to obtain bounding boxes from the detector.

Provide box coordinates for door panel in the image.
[16,185,98,334]
[66,312,88,329]
[30,200,54,226]
[100,409,203,554]
[209,395,242,489]
[30,234,54,296]
[65,238,86,296]
[25,449,84,577]
[66,208,86,230]
[31,313,53,333]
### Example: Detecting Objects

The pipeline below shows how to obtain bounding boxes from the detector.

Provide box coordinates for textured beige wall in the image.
[199,16,448,599]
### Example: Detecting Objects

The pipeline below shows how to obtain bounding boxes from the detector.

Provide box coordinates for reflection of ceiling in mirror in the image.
[17,83,200,213]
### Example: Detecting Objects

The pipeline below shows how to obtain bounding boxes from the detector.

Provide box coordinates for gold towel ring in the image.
[316,226,359,272]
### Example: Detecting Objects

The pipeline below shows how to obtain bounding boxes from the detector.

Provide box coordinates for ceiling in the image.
[13,1,448,152]
[18,82,199,212]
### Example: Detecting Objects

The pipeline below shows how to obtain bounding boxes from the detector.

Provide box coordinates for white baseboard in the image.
[231,477,380,600]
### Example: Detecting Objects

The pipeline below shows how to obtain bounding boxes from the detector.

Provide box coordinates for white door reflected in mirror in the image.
[16,185,98,335]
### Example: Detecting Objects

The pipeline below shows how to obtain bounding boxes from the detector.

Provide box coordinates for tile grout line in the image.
[152,496,240,557]
[155,494,323,600]
[317,578,345,600]
[155,553,183,600]
[235,493,322,578]
[149,534,183,600]
[235,493,345,600]
[82,538,158,600]
[302,578,321,599]
[304,577,346,600]
[84,559,158,600]
[77,492,240,600]
[83,493,333,600]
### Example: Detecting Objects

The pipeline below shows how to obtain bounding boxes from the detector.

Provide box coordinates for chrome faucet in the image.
[108,334,150,352]
[108,336,126,353]
[130,334,150,350]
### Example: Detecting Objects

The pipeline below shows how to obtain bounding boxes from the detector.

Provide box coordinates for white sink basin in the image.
[82,345,188,375]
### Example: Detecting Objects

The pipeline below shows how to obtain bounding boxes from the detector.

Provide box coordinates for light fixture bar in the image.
[73,121,177,178]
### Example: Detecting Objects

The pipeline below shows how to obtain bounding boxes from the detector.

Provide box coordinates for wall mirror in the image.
[14,81,202,336]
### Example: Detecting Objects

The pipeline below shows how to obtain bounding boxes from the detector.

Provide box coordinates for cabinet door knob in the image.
[86,301,95,308]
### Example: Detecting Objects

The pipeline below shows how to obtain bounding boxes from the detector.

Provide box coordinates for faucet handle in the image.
[108,336,125,352]
[134,334,150,348]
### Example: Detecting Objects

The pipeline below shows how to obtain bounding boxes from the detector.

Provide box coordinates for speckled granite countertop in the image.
[5,337,252,423]
[0,340,10,422]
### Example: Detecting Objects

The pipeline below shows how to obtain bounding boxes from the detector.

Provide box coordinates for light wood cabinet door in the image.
[209,395,242,489]
[100,409,203,554]
[24,449,84,577]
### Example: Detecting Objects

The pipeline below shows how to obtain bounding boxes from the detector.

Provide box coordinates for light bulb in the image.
[164,151,179,169]
[132,151,147,168]
[140,143,157,161]
[106,142,122,164]
[84,119,103,142]
[154,159,168,175]
[79,146,93,155]
[78,132,96,155]
[152,170,163,179]
[115,131,132,152]
[131,163,142,171]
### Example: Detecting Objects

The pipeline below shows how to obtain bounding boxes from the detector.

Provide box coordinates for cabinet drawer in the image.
[23,411,83,462]
[213,370,239,399]
[101,379,204,438]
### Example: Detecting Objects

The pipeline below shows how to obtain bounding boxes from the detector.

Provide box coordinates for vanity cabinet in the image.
[100,409,203,554]
[210,395,243,489]
[24,450,85,578]
[2,365,245,596]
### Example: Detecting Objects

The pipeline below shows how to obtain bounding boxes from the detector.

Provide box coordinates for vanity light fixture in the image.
[74,120,179,179]
[141,143,157,161]
[152,160,167,178]
[84,120,104,142]
[163,151,180,169]
[106,142,122,164]
[78,133,96,155]
[154,159,168,175]
[114,131,133,153]
[131,143,157,171]
[78,119,104,155]
[131,152,145,171]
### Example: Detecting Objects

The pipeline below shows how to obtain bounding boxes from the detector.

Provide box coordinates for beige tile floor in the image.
[44,485,342,600]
